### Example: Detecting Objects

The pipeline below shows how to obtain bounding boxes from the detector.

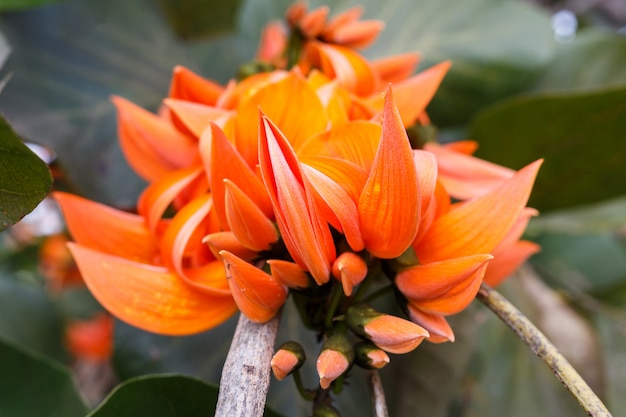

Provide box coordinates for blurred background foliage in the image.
[0,0,625,415]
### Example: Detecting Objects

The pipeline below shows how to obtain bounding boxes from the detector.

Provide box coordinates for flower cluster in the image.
[55,1,540,393]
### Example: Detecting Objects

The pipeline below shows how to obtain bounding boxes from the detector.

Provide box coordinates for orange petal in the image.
[398,255,492,315]
[235,72,328,166]
[424,142,515,200]
[323,6,363,34]
[220,250,287,323]
[317,349,349,389]
[54,192,158,263]
[68,244,236,335]
[271,348,300,381]
[286,1,307,27]
[111,96,197,182]
[303,165,364,251]
[137,166,203,232]
[65,313,114,362]
[203,231,258,262]
[328,20,385,49]
[315,81,350,126]
[164,99,233,138]
[224,179,278,251]
[364,315,429,354]
[371,52,420,84]
[267,259,310,289]
[256,21,287,62]
[442,140,478,155]
[406,306,455,343]
[413,149,438,221]
[358,86,419,259]
[368,61,450,126]
[168,66,224,105]
[484,240,540,287]
[300,156,367,204]
[259,114,335,284]
[209,123,273,229]
[310,42,377,96]
[414,160,542,263]
[331,252,368,296]
[299,5,329,38]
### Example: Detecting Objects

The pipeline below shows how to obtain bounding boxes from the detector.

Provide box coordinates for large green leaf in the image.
[158,0,244,40]
[0,116,52,231]
[239,0,554,127]
[531,29,626,92]
[0,268,67,362]
[0,0,247,207]
[470,85,626,212]
[88,373,285,417]
[0,336,86,417]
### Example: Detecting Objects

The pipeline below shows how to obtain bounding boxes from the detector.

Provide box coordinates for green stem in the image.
[325,282,344,329]
[293,368,316,401]
[477,283,613,417]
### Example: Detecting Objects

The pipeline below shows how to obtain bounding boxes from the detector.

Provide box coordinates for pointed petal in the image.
[364,315,429,354]
[267,259,310,289]
[164,99,233,138]
[209,123,273,229]
[68,244,236,335]
[484,240,540,287]
[111,96,197,182]
[220,250,287,322]
[398,255,492,315]
[259,114,335,284]
[317,349,349,389]
[425,142,515,200]
[328,20,385,49]
[415,160,542,263]
[54,192,157,263]
[331,252,367,296]
[406,306,455,343]
[371,52,420,84]
[256,21,287,62]
[358,86,419,258]
[224,179,278,251]
[203,231,258,262]
[299,5,329,38]
[413,149,438,220]
[169,66,224,105]
[235,72,328,166]
[300,156,367,203]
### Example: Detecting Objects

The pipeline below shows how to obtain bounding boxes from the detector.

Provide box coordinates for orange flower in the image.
[65,314,114,362]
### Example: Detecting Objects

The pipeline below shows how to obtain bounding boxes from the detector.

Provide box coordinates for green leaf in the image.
[531,29,626,92]
[469,85,626,211]
[0,266,68,362]
[0,0,67,11]
[158,0,244,40]
[239,0,554,127]
[0,336,86,417]
[0,115,52,231]
[88,373,286,417]
[0,0,247,207]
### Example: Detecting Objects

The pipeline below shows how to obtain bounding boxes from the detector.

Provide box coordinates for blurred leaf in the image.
[0,336,86,417]
[531,29,626,92]
[0,0,248,207]
[527,196,626,235]
[239,0,554,127]
[0,269,68,362]
[0,116,52,231]
[88,373,285,417]
[0,0,67,11]
[470,85,626,212]
[159,0,243,40]
[0,30,9,69]
[463,276,590,417]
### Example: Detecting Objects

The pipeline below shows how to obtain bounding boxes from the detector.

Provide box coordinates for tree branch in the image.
[368,370,389,417]
[477,283,612,417]
[215,313,281,417]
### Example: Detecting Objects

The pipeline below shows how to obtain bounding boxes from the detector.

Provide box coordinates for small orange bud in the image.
[267,259,311,289]
[271,341,306,381]
[354,342,389,369]
[299,6,329,38]
[317,349,350,389]
[331,252,367,296]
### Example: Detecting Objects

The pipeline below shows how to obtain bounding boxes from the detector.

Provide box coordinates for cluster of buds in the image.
[54,1,541,409]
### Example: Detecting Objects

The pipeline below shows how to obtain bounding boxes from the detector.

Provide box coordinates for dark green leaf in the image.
[88,373,286,417]
[0,268,68,362]
[0,336,86,417]
[0,0,67,11]
[159,0,243,40]
[531,29,626,92]
[470,86,626,211]
[0,116,52,231]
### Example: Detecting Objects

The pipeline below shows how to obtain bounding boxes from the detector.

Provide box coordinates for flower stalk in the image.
[368,370,389,417]
[476,283,612,417]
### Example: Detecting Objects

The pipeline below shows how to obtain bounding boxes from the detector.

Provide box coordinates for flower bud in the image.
[354,341,389,369]
[316,327,354,389]
[313,403,341,417]
[271,341,306,381]
[331,252,367,296]
[346,304,429,354]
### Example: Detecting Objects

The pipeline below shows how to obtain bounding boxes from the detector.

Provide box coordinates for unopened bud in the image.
[331,252,367,296]
[271,341,305,381]
[316,326,354,389]
[354,341,389,369]
[346,304,429,354]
